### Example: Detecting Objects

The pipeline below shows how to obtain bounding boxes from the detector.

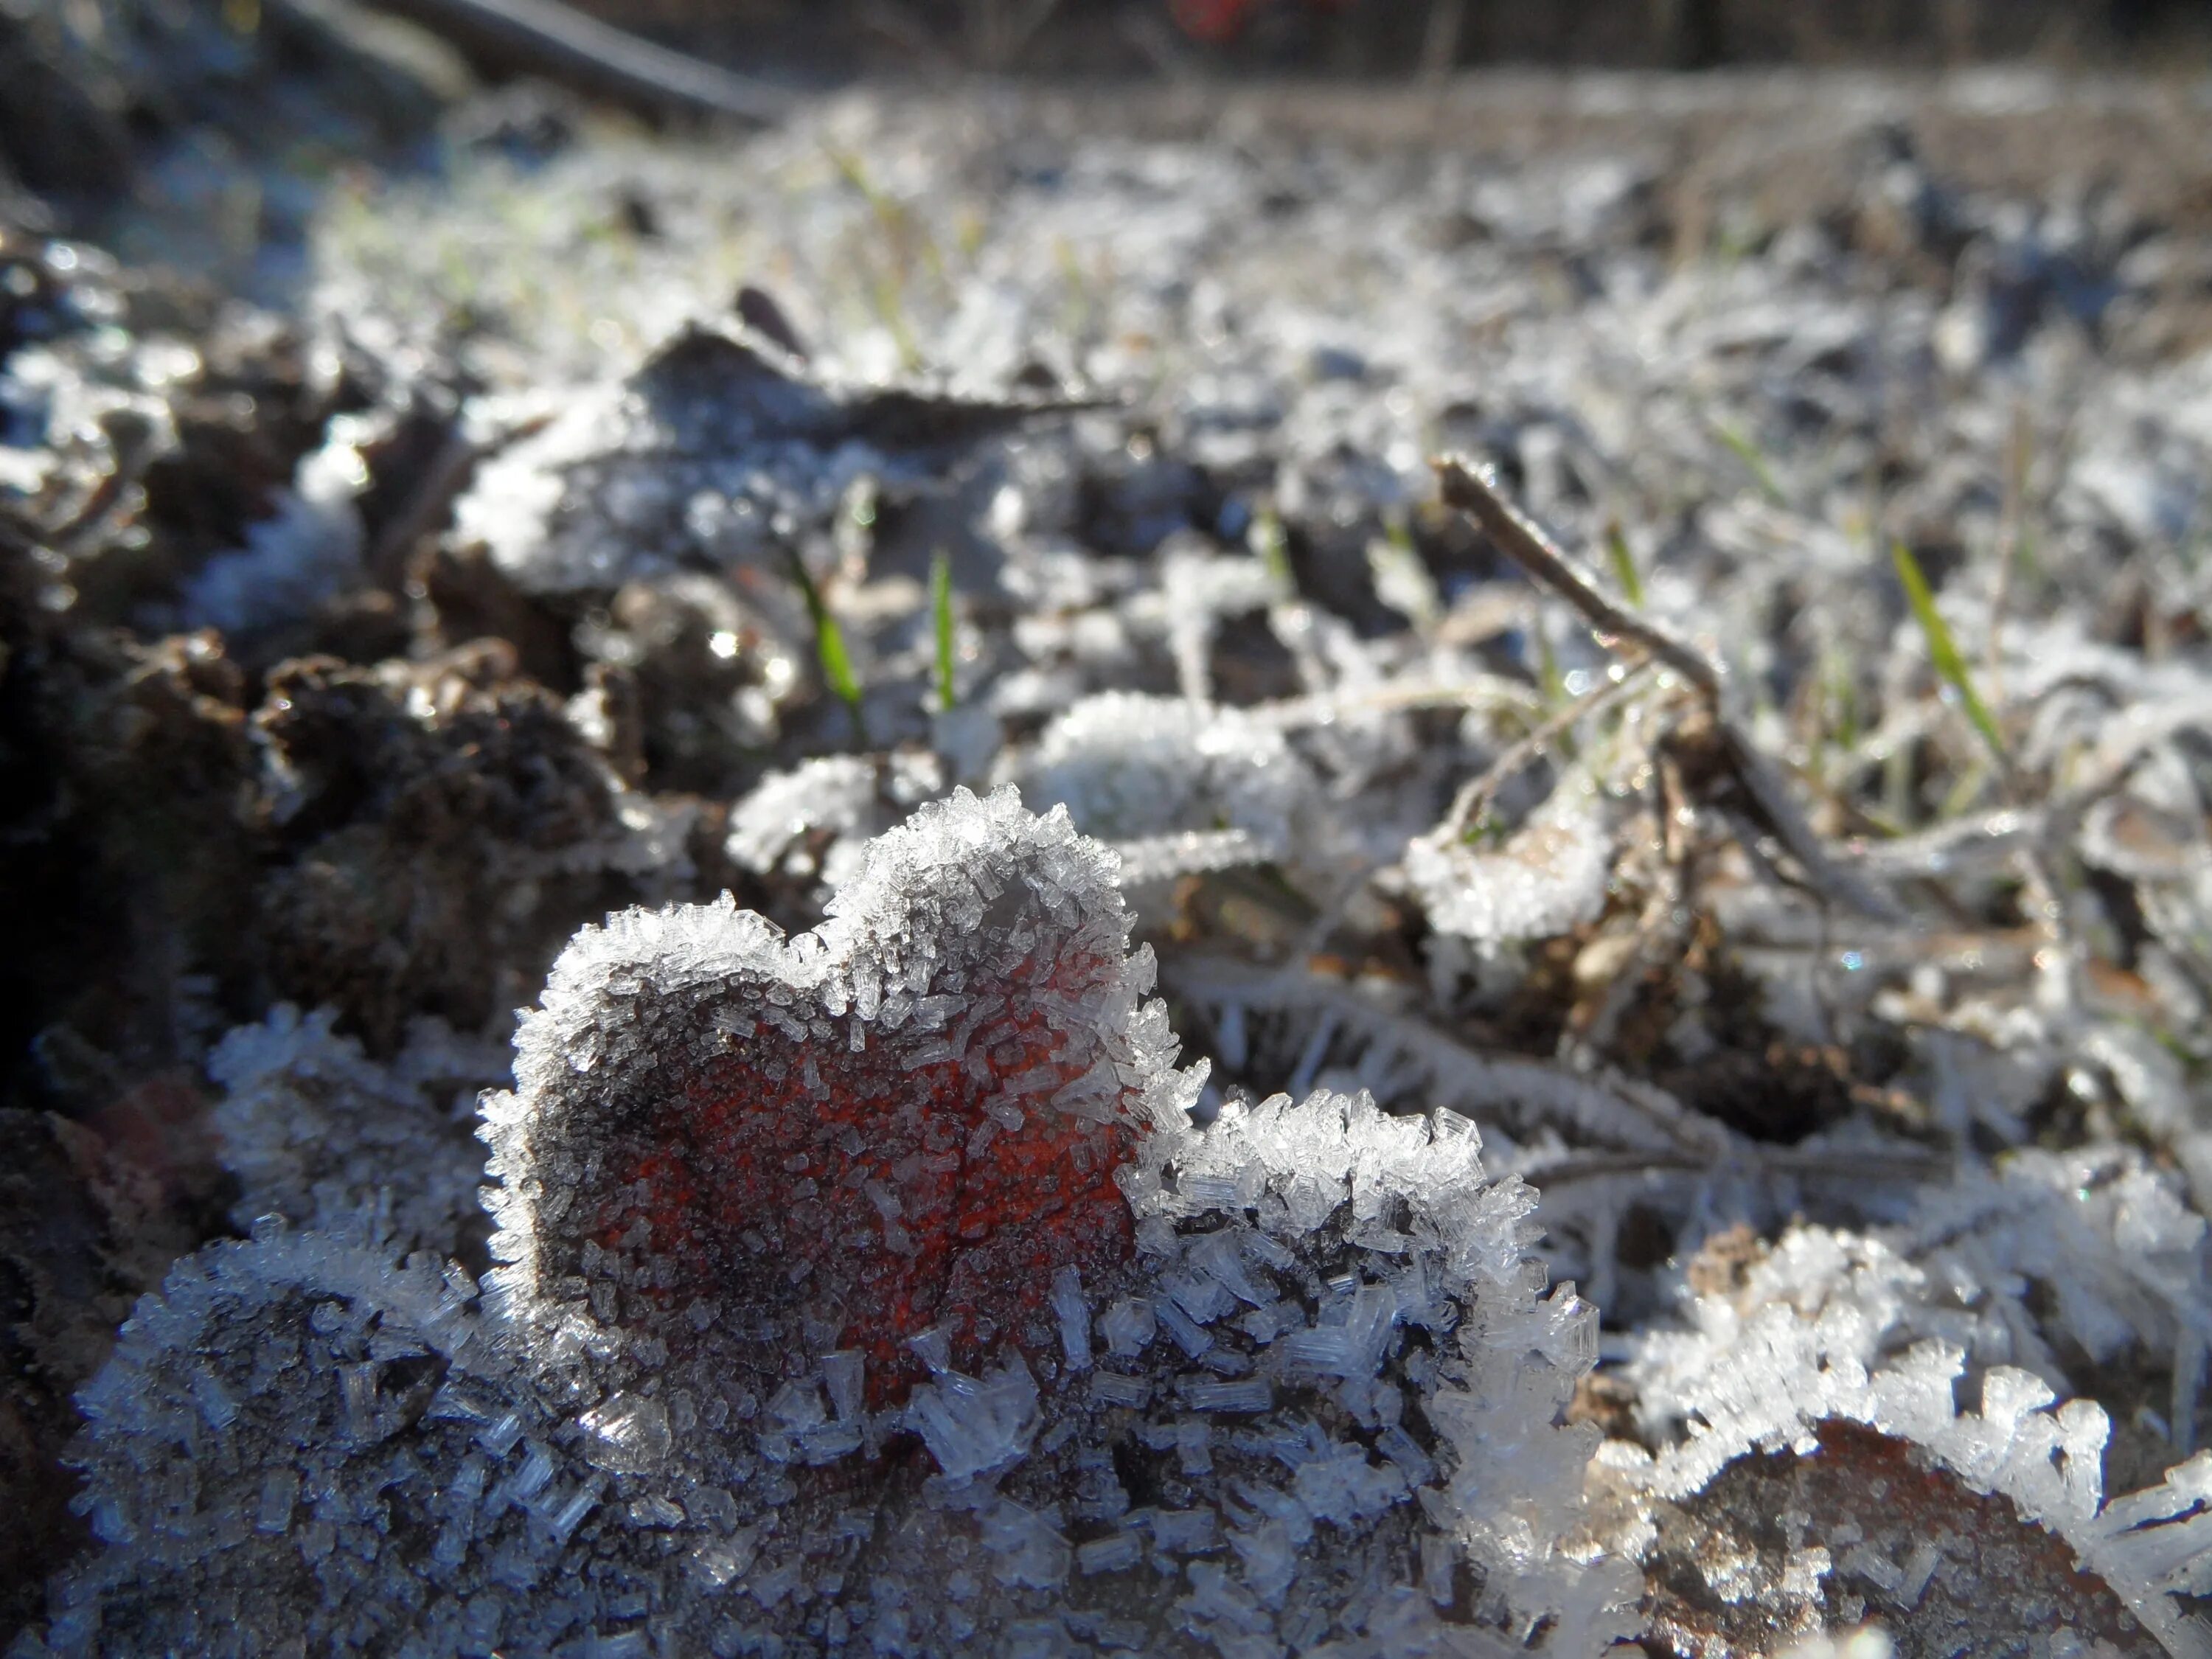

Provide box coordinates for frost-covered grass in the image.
[16,72,2212,1658]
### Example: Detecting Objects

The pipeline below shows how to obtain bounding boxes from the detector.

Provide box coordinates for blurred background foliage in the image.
[562,0,2212,76]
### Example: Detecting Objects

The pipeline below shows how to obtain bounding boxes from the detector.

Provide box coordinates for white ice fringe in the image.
[1124,1088,1643,1651]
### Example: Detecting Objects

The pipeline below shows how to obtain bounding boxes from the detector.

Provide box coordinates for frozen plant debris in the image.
[454,323,1074,595]
[1114,1088,1644,1655]
[35,1230,566,1659]
[1401,771,1616,948]
[723,749,946,888]
[481,785,1190,1397]
[1612,1218,2212,1656]
[180,428,367,638]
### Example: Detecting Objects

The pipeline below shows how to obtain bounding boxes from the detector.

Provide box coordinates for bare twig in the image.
[365,0,796,123]
[1433,454,1722,700]
[368,429,479,587]
[1419,0,1465,86]
[1719,722,1906,920]
[1253,673,1543,730]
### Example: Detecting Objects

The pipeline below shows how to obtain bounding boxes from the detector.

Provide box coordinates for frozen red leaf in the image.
[480,785,1203,1405]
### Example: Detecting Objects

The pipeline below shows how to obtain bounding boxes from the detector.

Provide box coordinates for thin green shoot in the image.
[1938,756,1993,823]
[1250,506,1295,598]
[824,145,933,372]
[1890,539,2006,766]
[826,145,949,293]
[869,271,922,374]
[1881,740,1916,832]
[1825,645,1860,749]
[1711,418,1787,506]
[789,555,866,740]
[1602,518,1644,608]
[930,550,958,714]
[1461,812,1510,848]
[1534,623,1568,712]
[1853,801,1910,841]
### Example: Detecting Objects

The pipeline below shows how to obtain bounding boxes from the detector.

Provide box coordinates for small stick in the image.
[1433,454,1721,700]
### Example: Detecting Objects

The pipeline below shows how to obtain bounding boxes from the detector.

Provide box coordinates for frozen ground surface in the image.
[12,34,2212,1656]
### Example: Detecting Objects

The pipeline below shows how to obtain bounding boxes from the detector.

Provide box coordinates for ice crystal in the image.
[723,751,945,889]
[181,429,368,636]
[32,1229,575,1659]
[1116,1088,1644,1655]
[1402,774,1616,947]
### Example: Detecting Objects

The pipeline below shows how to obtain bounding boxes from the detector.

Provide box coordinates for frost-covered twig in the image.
[1433,454,1901,922]
[1433,454,1722,702]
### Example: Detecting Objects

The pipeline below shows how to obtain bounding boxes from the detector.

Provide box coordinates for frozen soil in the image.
[13,44,2212,1656]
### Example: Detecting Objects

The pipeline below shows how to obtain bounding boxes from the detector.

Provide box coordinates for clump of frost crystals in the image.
[1104,1088,1644,1657]
[28,1228,602,1659]
[208,1004,501,1255]
[179,426,368,636]
[1003,692,1318,885]
[452,322,1054,594]
[1401,775,1615,947]
[722,749,945,888]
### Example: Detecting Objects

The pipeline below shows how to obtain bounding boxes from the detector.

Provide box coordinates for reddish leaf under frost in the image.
[480,786,1200,1405]
[1643,1420,2162,1658]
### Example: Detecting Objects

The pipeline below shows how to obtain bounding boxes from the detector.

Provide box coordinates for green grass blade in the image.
[1711,418,1786,505]
[1602,518,1644,608]
[1890,539,2006,763]
[931,549,957,714]
[790,556,865,734]
[1250,506,1295,597]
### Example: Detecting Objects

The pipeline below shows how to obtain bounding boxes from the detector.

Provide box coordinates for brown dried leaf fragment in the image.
[1643,1421,2163,1659]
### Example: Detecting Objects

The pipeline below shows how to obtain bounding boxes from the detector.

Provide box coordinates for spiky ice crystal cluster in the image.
[33,1228,535,1659]
[1399,780,1615,949]
[26,790,1634,1658]
[1108,1089,1641,1655]
[722,752,947,889]
[209,1004,502,1256]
